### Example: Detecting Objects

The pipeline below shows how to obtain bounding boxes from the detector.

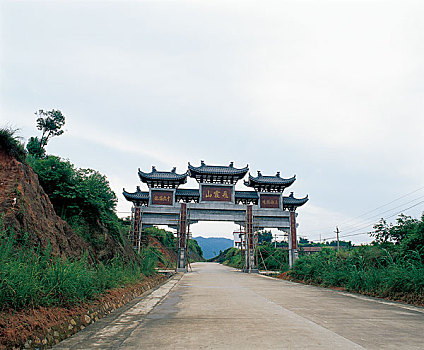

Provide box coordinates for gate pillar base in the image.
[241,268,259,274]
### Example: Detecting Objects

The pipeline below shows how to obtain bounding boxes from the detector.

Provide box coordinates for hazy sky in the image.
[1,0,423,243]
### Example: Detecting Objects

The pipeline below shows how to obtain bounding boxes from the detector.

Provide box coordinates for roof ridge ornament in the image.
[289,192,294,198]
[276,171,280,177]
[257,170,262,177]
[188,161,249,184]
[137,186,141,191]
[138,167,188,188]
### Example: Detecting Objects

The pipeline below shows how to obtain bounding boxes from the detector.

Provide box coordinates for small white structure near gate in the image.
[233,231,244,249]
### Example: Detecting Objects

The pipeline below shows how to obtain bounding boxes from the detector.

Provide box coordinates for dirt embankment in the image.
[0,274,168,350]
[0,149,142,263]
[0,150,89,259]
[147,236,203,268]
[148,236,176,265]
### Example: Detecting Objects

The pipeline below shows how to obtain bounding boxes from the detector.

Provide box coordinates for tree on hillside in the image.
[26,109,65,157]
[26,137,46,158]
[372,214,419,244]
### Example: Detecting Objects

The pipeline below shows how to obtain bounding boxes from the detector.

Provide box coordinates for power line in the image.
[338,194,424,233]
[316,231,371,242]
[381,200,424,220]
[337,186,424,227]
[341,231,372,239]
[305,186,424,234]
[339,199,424,237]
[314,199,424,242]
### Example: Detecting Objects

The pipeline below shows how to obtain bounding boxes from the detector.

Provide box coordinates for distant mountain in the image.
[193,236,233,260]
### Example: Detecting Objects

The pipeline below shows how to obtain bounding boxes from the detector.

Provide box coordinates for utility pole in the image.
[335,226,340,251]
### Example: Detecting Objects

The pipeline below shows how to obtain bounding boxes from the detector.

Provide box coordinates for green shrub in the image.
[289,214,424,302]
[0,231,159,310]
[289,245,424,300]
[27,155,124,245]
[213,244,289,272]
[257,243,289,271]
[26,136,46,158]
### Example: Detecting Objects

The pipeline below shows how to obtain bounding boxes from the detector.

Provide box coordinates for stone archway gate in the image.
[123,161,308,272]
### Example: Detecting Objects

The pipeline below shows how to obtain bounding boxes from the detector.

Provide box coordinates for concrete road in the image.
[55,263,424,349]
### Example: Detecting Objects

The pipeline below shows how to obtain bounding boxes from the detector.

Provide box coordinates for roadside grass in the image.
[0,231,159,310]
[289,247,424,302]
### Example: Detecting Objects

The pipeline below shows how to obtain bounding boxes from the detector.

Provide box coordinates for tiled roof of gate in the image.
[245,172,296,186]
[235,191,259,199]
[188,161,249,176]
[122,187,149,201]
[138,166,188,182]
[175,189,200,197]
[283,192,309,207]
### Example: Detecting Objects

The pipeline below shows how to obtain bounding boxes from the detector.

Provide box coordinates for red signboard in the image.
[201,185,232,202]
[290,211,297,249]
[260,194,280,208]
[247,205,253,249]
[151,190,173,205]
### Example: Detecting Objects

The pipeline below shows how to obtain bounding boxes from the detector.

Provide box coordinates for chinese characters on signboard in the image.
[201,185,232,202]
[260,194,280,208]
[151,190,173,205]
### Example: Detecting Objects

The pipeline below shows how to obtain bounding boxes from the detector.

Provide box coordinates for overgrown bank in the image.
[0,273,166,349]
[0,229,158,311]
[288,215,424,305]
[288,246,424,305]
